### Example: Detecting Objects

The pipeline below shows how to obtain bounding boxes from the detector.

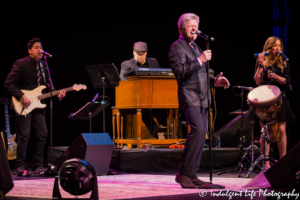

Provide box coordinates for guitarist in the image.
[4,38,66,176]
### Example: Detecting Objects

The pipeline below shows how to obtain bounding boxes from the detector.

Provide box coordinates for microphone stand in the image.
[237,89,246,176]
[205,40,213,184]
[44,55,56,175]
[204,39,224,188]
[102,77,106,133]
[42,55,56,176]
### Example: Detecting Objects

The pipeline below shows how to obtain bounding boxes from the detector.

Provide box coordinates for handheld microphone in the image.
[236,86,253,91]
[277,50,289,61]
[254,52,269,57]
[41,51,52,58]
[196,30,215,41]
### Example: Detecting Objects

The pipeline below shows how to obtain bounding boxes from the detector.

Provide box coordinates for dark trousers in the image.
[16,109,48,168]
[178,107,208,179]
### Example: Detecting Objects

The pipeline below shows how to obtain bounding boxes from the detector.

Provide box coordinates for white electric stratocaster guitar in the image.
[12,84,87,116]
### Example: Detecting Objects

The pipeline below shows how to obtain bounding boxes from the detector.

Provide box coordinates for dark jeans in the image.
[16,108,48,168]
[178,107,208,179]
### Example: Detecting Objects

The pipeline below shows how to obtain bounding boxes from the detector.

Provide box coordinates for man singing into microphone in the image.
[168,13,230,188]
[4,38,66,176]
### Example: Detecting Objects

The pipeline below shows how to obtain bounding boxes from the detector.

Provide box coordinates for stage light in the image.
[52,158,98,200]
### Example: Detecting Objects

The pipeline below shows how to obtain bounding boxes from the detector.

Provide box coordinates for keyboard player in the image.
[119,41,165,137]
[120,41,160,80]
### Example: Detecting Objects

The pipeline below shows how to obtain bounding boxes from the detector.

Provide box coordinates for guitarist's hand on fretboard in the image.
[57,89,66,100]
[21,95,31,108]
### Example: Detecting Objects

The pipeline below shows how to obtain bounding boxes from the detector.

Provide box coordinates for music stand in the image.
[86,63,120,132]
[69,102,110,133]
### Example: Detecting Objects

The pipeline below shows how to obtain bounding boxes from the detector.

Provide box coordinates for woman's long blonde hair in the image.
[263,36,285,72]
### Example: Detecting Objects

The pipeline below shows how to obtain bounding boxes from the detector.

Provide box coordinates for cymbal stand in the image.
[245,121,277,177]
[218,88,248,177]
[234,121,259,177]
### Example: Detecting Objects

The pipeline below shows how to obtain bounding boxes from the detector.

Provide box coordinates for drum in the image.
[265,121,282,143]
[247,85,282,122]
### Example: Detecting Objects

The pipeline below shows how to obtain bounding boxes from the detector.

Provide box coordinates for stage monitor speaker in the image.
[264,142,300,189]
[0,137,14,197]
[54,133,113,176]
[216,115,252,147]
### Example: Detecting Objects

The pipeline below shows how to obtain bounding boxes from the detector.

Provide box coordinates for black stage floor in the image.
[46,147,263,174]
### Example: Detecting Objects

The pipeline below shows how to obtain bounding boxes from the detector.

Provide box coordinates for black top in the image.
[257,61,291,94]
[136,61,148,68]
[119,57,160,81]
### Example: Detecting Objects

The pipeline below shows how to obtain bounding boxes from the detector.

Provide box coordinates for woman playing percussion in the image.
[253,36,295,169]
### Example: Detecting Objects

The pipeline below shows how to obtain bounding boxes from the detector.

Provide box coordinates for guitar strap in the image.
[38,61,47,87]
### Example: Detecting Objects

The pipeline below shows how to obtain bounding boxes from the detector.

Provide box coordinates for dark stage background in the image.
[1,1,299,160]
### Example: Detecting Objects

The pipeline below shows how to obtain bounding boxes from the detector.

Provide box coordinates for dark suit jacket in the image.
[168,37,215,110]
[4,55,50,101]
[119,57,160,80]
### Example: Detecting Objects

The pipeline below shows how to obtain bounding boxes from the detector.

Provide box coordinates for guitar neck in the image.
[38,87,74,100]
[4,99,11,137]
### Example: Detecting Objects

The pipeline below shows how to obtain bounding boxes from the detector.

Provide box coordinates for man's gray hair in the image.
[178,13,199,28]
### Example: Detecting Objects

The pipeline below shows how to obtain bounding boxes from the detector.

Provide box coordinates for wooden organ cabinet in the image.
[113,76,214,149]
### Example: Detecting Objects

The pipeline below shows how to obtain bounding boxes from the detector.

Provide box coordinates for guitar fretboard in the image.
[4,98,11,137]
[38,87,74,100]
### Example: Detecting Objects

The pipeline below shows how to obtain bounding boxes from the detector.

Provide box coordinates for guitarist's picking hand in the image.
[21,95,31,108]
[58,89,66,100]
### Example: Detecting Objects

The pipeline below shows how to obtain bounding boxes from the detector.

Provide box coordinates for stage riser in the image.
[48,147,261,173]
